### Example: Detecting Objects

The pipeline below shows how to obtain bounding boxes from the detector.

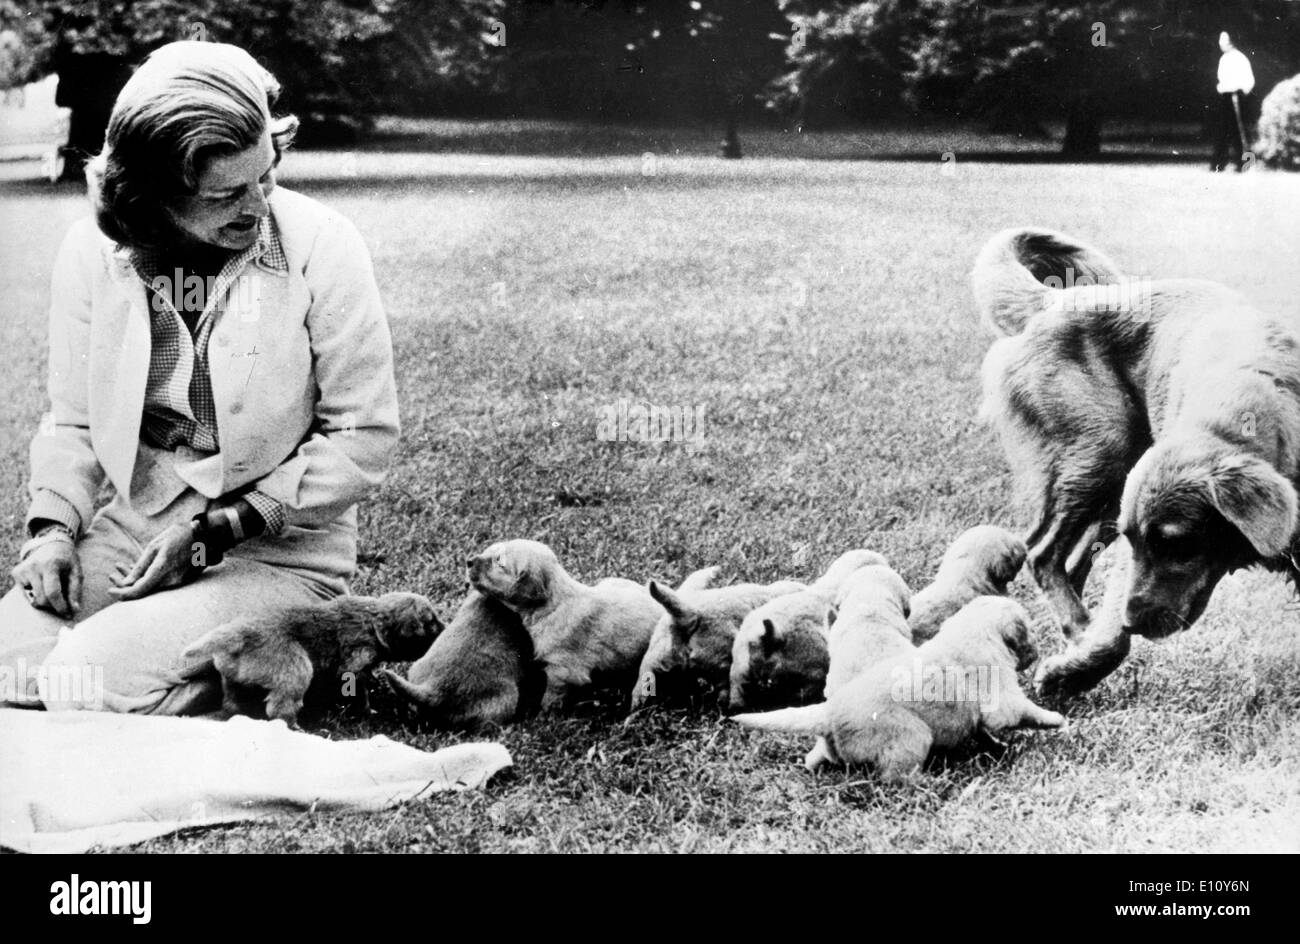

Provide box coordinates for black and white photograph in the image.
[0,0,1296,874]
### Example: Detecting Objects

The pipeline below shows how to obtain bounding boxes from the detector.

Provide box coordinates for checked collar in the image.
[115,214,289,308]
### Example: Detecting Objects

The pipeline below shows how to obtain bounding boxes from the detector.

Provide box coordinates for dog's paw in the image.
[1040,709,1068,729]
[628,671,656,712]
[1034,652,1101,701]
[1035,631,1131,701]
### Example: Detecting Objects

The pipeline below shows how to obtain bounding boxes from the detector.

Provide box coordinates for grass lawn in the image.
[2,125,1298,852]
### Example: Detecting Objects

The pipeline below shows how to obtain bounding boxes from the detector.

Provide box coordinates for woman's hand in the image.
[109,522,202,601]
[12,533,82,618]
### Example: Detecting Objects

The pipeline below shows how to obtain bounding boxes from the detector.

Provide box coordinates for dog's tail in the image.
[972,228,1124,336]
[732,702,830,735]
[379,667,438,709]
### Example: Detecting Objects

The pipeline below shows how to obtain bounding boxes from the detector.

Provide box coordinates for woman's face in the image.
[166,128,278,253]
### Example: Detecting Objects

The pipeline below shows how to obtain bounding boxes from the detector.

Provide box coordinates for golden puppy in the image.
[824,565,914,697]
[806,564,914,770]
[974,227,1300,696]
[184,591,440,727]
[380,589,544,730]
[907,525,1027,641]
[728,549,886,711]
[733,596,1065,779]
[466,539,663,710]
[632,572,806,711]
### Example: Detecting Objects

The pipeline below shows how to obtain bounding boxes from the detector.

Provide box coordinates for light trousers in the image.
[0,488,349,715]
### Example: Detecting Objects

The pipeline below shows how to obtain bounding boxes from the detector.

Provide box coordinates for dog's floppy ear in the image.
[1007,616,1037,672]
[760,619,779,655]
[512,567,549,606]
[1208,454,1299,558]
[989,538,1028,589]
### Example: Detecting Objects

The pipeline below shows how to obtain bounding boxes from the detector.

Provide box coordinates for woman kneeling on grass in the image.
[0,41,398,713]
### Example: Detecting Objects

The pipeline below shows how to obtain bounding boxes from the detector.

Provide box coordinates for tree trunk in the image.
[1061,91,1103,157]
[54,53,133,183]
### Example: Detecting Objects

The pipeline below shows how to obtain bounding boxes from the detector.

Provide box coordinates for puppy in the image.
[184,592,440,727]
[632,572,806,710]
[728,549,887,712]
[824,565,914,697]
[809,565,915,768]
[380,589,545,730]
[907,526,1027,641]
[467,539,663,711]
[734,596,1065,779]
[973,227,1300,695]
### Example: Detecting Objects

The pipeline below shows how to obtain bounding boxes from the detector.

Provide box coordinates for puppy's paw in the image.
[803,737,835,772]
[539,688,569,715]
[1041,709,1067,729]
[628,671,656,712]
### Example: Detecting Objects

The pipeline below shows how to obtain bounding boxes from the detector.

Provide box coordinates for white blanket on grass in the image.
[0,709,511,854]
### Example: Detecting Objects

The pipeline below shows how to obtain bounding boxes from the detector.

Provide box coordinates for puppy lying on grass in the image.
[183,592,440,727]
[728,549,886,712]
[805,564,915,769]
[823,565,914,697]
[467,539,663,711]
[381,589,545,730]
[907,526,1027,641]
[632,570,806,711]
[733,596,1065,780]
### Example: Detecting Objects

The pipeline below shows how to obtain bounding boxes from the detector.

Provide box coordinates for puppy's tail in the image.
[972,228,1124,336]
[379,668,439,710]
[732,702,830,736]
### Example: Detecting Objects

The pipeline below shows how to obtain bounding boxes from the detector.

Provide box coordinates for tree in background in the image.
[768,0,1300,156]
[767,0,921,129]
[489,1,785,125]
[4,0,503,180]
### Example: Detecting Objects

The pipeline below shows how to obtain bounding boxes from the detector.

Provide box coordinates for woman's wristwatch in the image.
[19,521,75,562]
[189,499,267,569]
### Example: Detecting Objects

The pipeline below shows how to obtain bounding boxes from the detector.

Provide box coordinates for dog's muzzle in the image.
[1122,602,1185,639]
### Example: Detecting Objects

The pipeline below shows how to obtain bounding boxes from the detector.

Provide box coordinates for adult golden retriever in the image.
[973,227,1300,696]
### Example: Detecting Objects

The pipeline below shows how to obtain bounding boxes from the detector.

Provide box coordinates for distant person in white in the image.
[1211,31,1255,172]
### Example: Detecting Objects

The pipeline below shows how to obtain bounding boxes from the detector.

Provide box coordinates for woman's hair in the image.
[87,41,298,250]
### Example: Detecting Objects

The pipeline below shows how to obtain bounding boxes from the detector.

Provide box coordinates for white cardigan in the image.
[28,187,399,574]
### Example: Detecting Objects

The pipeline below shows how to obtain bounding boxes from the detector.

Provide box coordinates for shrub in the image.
[1254,73,1300,170]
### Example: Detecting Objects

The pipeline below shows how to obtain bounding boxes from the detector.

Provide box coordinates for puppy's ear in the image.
[990,540,1028,589]
[513,568,549,606]
[1209,454,1299,558]
[760,619,779,655]
[1000,611,1036,671]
